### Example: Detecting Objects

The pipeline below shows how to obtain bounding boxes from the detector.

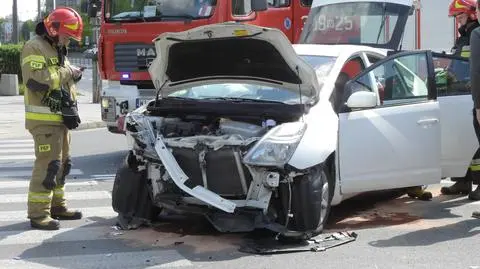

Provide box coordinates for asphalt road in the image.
[0,128,479,268]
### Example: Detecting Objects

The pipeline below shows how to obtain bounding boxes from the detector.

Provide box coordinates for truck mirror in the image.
[251,0,268,12]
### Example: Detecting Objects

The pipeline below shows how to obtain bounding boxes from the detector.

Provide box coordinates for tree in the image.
[20,20,35,41]
[0,17,5,42]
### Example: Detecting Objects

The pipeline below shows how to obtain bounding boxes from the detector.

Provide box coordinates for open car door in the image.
[337,50,442,194]
[299,0,414,50]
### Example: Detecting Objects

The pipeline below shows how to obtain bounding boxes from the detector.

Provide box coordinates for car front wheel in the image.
[280,163,333,240]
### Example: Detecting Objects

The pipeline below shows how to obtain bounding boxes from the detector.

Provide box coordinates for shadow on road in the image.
[324,187,475,231]
[368,218,480,247]
[70,150,127,179]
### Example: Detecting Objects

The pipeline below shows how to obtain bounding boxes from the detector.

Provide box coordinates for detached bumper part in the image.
[153,136,237,213]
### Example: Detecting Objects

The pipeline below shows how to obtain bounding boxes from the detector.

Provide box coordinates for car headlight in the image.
[243,122,307,167]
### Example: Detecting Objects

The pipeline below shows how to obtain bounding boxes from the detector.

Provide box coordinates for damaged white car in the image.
[112,0,478,240]
[112,22,335,239]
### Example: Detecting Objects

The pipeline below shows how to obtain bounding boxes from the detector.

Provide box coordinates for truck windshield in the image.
[105,0,217,22]
[300,1,411,47]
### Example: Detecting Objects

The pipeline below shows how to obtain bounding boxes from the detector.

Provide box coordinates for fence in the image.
[69,57,93,69]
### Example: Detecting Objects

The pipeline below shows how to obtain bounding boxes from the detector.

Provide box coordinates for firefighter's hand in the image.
[41,90,63,113]
[69,65,83,83]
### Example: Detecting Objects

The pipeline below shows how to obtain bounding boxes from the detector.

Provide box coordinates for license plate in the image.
[136,98,151,108]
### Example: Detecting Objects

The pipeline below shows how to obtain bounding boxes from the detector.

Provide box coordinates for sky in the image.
[0,0,43,21]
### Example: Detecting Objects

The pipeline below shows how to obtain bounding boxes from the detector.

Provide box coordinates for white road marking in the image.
[0,250,192,268]
[0,206,117,222]
[0,180,98,188]
[1,191,111,203]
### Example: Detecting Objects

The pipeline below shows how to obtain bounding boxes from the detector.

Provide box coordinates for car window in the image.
[432,55,470,96]
[354,52,429,105]
[331,56,366,112]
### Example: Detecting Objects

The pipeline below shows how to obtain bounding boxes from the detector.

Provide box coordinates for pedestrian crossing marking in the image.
[0,180,98,189]
[1,191,111,204]
[0,250,193,268]
[0,148,34,153]
[0,168,83,178]
[0,139,34,144]
[0,138,194,268]
[0,206,117,222]
[0,144,33,148]
[0,155,35,161]
[0,226,112,246]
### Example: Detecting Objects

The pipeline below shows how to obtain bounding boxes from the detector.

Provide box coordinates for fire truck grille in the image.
[114,43,156,72]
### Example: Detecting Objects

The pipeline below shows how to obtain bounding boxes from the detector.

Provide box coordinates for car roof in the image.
[293,44,389,58]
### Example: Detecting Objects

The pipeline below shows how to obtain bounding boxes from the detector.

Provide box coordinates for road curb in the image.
[75,121,107,131]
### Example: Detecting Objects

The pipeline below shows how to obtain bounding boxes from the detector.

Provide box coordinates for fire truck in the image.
[85,0,460,134]
[85,0,312,134]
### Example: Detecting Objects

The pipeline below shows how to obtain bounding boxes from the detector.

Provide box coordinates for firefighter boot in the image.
[441,179,472,195]
[407,186,433,201]
[468,185,480,200]
[51,206,82,220]
[30,216,60,230]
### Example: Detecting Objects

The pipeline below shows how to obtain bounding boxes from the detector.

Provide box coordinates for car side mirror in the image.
[347,91,377,109]
[251,0,268,12]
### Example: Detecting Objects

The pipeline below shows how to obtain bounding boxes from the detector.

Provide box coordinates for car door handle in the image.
[417,118,439,125]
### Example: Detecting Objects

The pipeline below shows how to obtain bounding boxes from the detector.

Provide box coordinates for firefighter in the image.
[21,7,84,230]
[441,0,480,200]
[470,1,480,219]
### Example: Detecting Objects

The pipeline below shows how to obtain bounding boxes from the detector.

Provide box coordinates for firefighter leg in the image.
[51,127,82,220]
[469,109,480,201]
[28,125,64,230]
[406,185,432,201]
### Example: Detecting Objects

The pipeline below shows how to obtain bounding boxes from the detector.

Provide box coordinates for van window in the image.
[232,0,252,16]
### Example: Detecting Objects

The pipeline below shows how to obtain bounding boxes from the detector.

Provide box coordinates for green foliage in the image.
[81,13,93,46]
[0,44,23,83]
[20,20,36,42]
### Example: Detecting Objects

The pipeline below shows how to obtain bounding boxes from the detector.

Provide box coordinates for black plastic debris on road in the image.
[239,231,358,255]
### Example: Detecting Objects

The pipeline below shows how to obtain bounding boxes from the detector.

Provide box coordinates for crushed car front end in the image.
[112,22,333,239]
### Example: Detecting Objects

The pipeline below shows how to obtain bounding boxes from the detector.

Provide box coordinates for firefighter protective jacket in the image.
[21,35,78,130]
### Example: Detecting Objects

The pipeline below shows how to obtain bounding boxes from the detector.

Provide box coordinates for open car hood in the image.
[148,22,321,99]
[300,0,415,50]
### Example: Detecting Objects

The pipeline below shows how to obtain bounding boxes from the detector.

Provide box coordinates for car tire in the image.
[112,163,161,230]
[280,163,333,241]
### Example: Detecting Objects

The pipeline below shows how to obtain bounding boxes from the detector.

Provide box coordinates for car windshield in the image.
[105,0,217,22]
[300,1,411,46]
[165,55,337,104]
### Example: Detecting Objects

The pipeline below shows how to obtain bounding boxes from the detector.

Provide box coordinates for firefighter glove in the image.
[61,89,81,130]
[41,89,63,113]
[43,160,60,190]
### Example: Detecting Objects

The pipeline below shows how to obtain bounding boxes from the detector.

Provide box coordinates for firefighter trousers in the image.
[27,125,72,219]
[454,108,480,184]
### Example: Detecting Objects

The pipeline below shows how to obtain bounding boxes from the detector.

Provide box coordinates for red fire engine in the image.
[85,0,312,133]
